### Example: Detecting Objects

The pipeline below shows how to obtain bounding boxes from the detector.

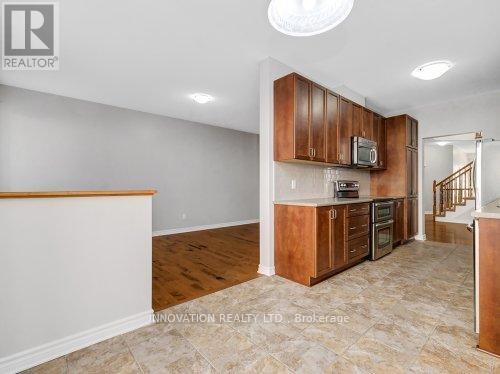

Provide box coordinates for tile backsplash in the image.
[274,162,371,201]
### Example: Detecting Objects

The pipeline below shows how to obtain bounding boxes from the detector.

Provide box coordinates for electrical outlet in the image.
[181,213,187,220]
[291,179,296,189]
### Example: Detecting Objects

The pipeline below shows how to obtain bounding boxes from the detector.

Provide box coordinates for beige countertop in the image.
[274,196,405,207]
[0,190,157,199]
[472,199,500,219]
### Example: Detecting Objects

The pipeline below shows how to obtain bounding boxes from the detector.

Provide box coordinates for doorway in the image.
[423,132,500,245]
[422,132,477,245]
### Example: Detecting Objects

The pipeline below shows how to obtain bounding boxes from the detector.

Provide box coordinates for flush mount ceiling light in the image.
[189,93,214,104]
[411,61,454,81]
[268,0,354,37]
[436,141,450,147]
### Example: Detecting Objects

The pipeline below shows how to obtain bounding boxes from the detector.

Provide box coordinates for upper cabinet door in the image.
[339,98,353,165]
[378,116,387,169]
[372,114,383,168]
[352,103,363,138]
[411,119,418,148]
[406,117,413,148]
[325,91,340,164]
[362,108,374,140]
[294,75,311,160]
[310,84,326,162]
[406,116,419,149]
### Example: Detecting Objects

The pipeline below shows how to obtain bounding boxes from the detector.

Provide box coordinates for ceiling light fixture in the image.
[189,93,214,104]
[268,0,354,37]
[436,141,450,147]
[411,61,454,81]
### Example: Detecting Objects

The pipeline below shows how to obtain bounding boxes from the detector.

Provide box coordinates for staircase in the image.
[433,161,475,222]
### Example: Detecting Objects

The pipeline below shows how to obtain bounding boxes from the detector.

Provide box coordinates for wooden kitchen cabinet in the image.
[331,206,348,270]
[274,73,326,163]
[316,205,349,274]
[394,199,404,245]
[352,102,363,138]
[406,148,418,197]
[371,114,419,241]
[347,215,370,240]
[406,198,418,239]
[325,91,340,164]
[275,203,367,286]
[362,107,374,141]
[316,206,334,275]
[274,72,385,169]
[338,97,353,165]
[477,216,500,356]
[310,83,327,162]
[406,116,419,149]
[371,114,387,170]
[348,235,370,261]
[314,205,349,274]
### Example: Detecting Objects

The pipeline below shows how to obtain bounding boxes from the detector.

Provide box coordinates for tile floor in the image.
[26,241,499,373]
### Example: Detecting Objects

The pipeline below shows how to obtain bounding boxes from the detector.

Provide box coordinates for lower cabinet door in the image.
[315,205,349,276]
[394,199,404,243]
[331,205,348,270]
[315,206,333,276]
[405,198,418,240]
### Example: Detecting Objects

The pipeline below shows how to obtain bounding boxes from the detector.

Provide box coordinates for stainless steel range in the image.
[334,180,394,260]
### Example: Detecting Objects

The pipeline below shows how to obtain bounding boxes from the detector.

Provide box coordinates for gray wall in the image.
[0,85,259,232]
[482,140,500,206]
[423,144,453,212]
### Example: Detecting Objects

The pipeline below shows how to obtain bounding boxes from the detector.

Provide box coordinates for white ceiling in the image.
[1,0,500,134]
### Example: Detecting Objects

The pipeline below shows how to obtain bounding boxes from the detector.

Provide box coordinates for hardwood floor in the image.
[425,214,473,246]
[152,223,260,311]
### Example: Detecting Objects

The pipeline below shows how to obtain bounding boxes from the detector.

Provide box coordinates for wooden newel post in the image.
[433,180,437,221]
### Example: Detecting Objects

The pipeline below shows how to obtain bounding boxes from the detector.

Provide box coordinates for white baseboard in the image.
[258,264,275,276]
[415,234,427,241]
[153,219,259,237]
[0,310,153,374]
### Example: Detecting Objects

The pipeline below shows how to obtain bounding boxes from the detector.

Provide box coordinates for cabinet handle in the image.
[349,249,356,253]
[361,245,368,249]
[313,148,316,157]
[349,227,356,230]
[330,209,337,219]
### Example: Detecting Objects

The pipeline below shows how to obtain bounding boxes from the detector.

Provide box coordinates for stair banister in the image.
[432,161,474,220]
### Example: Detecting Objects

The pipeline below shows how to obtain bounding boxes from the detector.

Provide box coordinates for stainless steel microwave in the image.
[352,137,378,167]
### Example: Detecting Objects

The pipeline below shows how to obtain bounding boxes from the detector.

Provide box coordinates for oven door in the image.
[372,201,394,223]
[371,220,394,260]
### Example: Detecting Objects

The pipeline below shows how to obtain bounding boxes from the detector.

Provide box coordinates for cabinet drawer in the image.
[348,235,369,261]
[347,215,370,239]
[347,203,370,217]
